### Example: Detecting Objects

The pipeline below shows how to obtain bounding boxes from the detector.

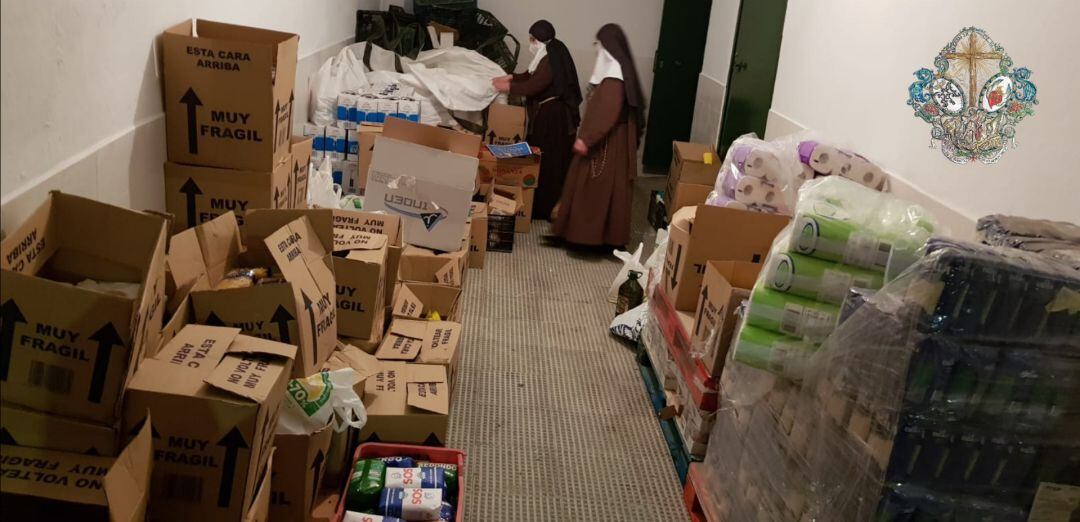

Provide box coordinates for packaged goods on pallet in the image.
[699,239,1080,521]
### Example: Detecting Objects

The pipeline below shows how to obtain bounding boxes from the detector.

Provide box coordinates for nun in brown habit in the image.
[493,20,582,221]
[551,23,644,248]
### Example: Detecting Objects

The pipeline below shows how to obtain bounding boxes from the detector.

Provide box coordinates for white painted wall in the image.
[1,0,375,233]
[690,0,740,145]
[769,0,1080,224]
[477,0,663,105]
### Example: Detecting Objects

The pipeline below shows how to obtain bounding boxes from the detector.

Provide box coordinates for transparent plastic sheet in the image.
[770,130,894,194]
[705,133,800,215]
[699,239,1080,521]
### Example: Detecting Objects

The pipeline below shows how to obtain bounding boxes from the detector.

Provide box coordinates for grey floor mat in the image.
[448,220,688,521]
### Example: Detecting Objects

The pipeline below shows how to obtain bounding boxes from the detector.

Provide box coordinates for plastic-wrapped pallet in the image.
[729,176,939,380]
[698,238,1080,521]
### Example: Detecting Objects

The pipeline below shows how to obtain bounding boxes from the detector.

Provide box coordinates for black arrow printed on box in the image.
[694,287,707,336]
[205,312,226,327]
[486,131,496,144]
[217,426,249,508]
[302,292,317,368]
[309,449,324,509]
[128,415,161,440]
[87,322,122,404]
[0,427,17,445]
[180,88,203,154]
[1,299,27,381]
[271,305,293,345]
[180,178,203,228]
[670,244,683,290]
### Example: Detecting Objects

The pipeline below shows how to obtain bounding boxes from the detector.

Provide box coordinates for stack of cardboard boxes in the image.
[161,20,310,232]
[654,204,790,458]
[477,104,540,234]
[0,193,165,518]
[665,142,721,222]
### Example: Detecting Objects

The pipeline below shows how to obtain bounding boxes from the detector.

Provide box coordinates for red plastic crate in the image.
[335,442,467,522]
[650,286,719,411]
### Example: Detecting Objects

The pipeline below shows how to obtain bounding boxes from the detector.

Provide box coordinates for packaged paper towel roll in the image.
[790,213,892,271]
[744,149,782,183]
[734,176,779,206]
[798,140,847,175]
[733,324,818,377]
[765,252,885,304]
[746,287,840,339]
[843,157,889,191]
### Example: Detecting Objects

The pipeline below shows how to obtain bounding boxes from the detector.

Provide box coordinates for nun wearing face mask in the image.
[550,23,644,249]
[493,20,582,221]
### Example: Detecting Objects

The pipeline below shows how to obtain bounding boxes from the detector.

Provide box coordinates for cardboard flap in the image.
[0,193,56,273]
[154,324,241,371]
[488,194,517,216]
[405,365,449,414]
[434,261,461,286]
[364,362,407,414]
[333,228,388,253]
[375,320,426,361]
[388,319,428,340]
[0,445,111,507]
[228,333,298,360]
[419,321,461,364]
[393,284,424,318]
[104,411,154,522]
[264,216,335,304]
[327,343,384,382]
[383,117,481,157]
[371,136,478,191]
[205,336,294,403]
[194,211,244,285]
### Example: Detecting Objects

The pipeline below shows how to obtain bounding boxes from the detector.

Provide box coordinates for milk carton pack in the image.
[326,126,347,160]
[345,128,361,158]
[377,99,399,124]
[397,99,421,123]
[337,92,361,130]
[358,96,382,124]
[304,123,328,162]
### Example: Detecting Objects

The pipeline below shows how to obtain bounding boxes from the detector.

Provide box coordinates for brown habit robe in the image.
[552,77,637,247]
[510,57,579,221]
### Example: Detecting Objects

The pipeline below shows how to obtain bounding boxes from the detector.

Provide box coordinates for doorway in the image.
[641,0,714,171]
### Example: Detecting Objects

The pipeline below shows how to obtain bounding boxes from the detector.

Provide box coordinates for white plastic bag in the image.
[609,242,645,303]
[308,155,342,209]
[643,228,670,297]
[278,369,367,435]
[610,302,648,343]
[309,46,370,126]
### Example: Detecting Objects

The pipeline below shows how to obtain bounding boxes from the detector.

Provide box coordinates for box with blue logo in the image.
[365,119,480,252]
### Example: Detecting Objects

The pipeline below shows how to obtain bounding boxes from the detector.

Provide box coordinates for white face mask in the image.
[526,39,548,74]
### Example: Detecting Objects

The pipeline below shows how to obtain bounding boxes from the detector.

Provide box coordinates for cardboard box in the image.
[391,282,462,322]
[365,119,480,252]
[332,228,388,340]
[360,362,450,445]
[670,141,721,186]
[375,319,462,385]
[164,159,291,233]
[468,202,488,269]
[665,180,713,221]
[485,103,526,145]
[483,183,534,233]
[269,424,333,522]
[186,213,337,378]
[477,148,541,189]
[0,402,118,456]
[0,412,153,520]
[398,244,466,287]
[123,325,295,522]
[662,206,789,311]
[163,19,298,171]
[693,260,762,376]
[354,125,383,193]
[0,192,167,424]
[290,137,314,209]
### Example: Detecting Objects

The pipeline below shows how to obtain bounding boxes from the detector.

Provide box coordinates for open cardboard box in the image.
[360,362,451,445]
[123,325,295,522]
[661,205,789,311]
[468,202,488,269]
[329,208,403,308]
[364,118,480,252]
[374,318,463,387]
[0,411,154,521]
[270,423,334,522]
[484,103,526,145]
[179,212,337,378]
[0,192,167,424]
[391,281,462,322]
[162,19,297,171]
[692,260,762,376]
[398,244,467,288]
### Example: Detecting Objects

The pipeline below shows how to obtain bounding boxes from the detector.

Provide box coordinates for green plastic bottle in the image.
[616,270,645,316]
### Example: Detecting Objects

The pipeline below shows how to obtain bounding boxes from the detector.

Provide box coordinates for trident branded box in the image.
[0,192,167,424]
[162,19,298,171]
[123,325,294,522]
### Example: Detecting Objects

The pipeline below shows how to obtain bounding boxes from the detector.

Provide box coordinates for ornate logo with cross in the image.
[907,27,1037,164]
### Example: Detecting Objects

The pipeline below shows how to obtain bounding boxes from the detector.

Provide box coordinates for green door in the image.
[641,0,714,170]
[717,0,788,157]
